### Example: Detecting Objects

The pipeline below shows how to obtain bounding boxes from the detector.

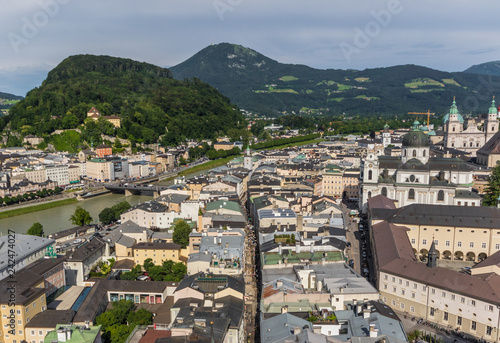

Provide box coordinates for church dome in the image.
[403,121,430,147]
[442,98,464,124]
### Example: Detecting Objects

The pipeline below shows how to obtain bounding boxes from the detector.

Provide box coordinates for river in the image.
[0,194,153,235]
[0,165,211,236]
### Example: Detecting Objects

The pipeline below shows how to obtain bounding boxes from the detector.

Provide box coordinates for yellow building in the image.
[0,272,47,343]
[322,164,344,197]
[86,107,121,128]
[132,242,183,265]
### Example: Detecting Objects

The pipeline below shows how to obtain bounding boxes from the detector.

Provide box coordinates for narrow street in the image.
[244,223,257,342]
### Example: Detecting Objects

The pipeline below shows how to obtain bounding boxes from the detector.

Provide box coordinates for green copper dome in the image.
[402,130,429,148]
[489,98,497,115]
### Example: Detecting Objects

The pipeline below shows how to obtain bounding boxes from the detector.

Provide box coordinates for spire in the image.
[427,239,438,268]
[412,120,420,131]
[449,97,459,115]
[489,96,497,115]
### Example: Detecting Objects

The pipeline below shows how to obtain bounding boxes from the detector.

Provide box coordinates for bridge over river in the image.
[104,184,170,197]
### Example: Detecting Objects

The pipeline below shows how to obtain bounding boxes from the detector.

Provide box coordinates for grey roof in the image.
[127,200,167,213]
[132,242,181,250]
[156,193,190,204]
[65,237,106,262]
[372,203,500,229]
[261,313,312,343]
[175,272,245,295]
[295,264,377,295]
[335,301,407,343]
[258,208,297,220]
[25,310,75,328]
[0,234,54,271]
[116,234,136,247]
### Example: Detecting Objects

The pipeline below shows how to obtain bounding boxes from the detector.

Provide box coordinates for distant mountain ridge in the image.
[464,61,500,76]
[0,92,23,100]
[171,43,500,116]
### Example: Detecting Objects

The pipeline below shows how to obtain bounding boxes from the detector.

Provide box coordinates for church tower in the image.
[445,98,462,134]
[485,97,499,141]
[244,145,253,170]
[382,123,391,148]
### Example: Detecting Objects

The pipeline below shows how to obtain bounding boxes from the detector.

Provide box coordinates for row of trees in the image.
[120,258,186,282]
[0,187,62,206]
[251,133,321,150]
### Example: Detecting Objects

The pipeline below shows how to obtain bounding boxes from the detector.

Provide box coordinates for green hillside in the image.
[1,55,245,145]
[171,43,500,116]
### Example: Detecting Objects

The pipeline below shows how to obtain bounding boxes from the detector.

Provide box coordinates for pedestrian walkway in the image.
[47,286,84,310]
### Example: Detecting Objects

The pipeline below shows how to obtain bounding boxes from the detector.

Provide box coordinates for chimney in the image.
[363,309,370,319]
[276,280,283,288]
[369,324,378,338]
[278,242,282,255]
[57,328,67,342]
[295,243,300,253]
[357,305,362,316]
[293,327,301,335]
[281,305,288,313]
[316,280,323,292]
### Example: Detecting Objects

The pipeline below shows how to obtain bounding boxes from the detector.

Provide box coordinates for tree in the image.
[483,162,500,206]
[70,206,93,226]
[99,207,116,225]
[172,220,191,248]
[27,222,44,237]
[143,258,154,272]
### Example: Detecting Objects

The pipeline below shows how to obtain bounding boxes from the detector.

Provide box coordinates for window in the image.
[392,277,396,282]
[471,321,477,331]
[442,291,446,297]
[461,297,465,304]
[384,275,388,280]
[392,300,396,306]
[393,287,397,293]
[470,242,474,248]
[384,284,387,289]
[423,150,426,157]
[381,187,387,197]
[434,240,438,246]
[482,243,487,249]
[446,241,450,247]
[430,307,435,316]
[411,292,416,299]
[368,191,372,199]
[410,306,415,313]
[400,303,405,309]
[444,312,449,321]
[414,283,417,289]
[431,288,435,294]
[458,241,462,248]
[487,326,493,336]
[488,305,494,312]
[31,331,35,336]
[399,279,402,284]
[38,331,43,336]
[438,190,444,201]
[411,238,416,244]
[423,239,427,245]
[470,300,476,306]
[451,294,455,301]
[496,244,500,250]
[401,289,405,296]
[405,281,410,286]
[413,150,417,157]
[368,170,372,180]
[408,189,415,200]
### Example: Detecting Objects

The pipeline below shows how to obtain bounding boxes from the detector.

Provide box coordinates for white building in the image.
[46,164,69,186]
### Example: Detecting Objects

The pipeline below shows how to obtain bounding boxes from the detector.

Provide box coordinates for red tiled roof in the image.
[138,329,171,343]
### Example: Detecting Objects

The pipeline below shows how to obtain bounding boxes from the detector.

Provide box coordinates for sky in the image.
[1,0,500,96]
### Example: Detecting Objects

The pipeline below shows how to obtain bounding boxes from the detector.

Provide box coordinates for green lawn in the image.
[355,95,380,100]
[404,78,444,89]
[442,78,461,87]
[354,77,370,82]
[328,98,345,102]
[268,87,299,94]
[410,88,444,93]
[279,76,298,81]
[0,198,78,219]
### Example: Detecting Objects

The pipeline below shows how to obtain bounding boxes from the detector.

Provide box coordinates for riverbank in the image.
[0,198,79,220]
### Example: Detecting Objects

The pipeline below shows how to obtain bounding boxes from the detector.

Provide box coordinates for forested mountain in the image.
[171,43,500,116]
[464,61,500,76]
[1,55,245,145]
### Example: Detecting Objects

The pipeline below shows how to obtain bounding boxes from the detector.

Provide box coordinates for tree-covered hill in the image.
[1,55,245,145]
[171,43,500,117]
[0,92,23,100]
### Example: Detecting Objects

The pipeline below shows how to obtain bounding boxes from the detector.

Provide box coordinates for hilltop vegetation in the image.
[171,43,500,116]
[1,55,245,146]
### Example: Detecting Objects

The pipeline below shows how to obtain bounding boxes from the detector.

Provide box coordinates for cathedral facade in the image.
[443,98,499,156]
[360,121,480,213]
